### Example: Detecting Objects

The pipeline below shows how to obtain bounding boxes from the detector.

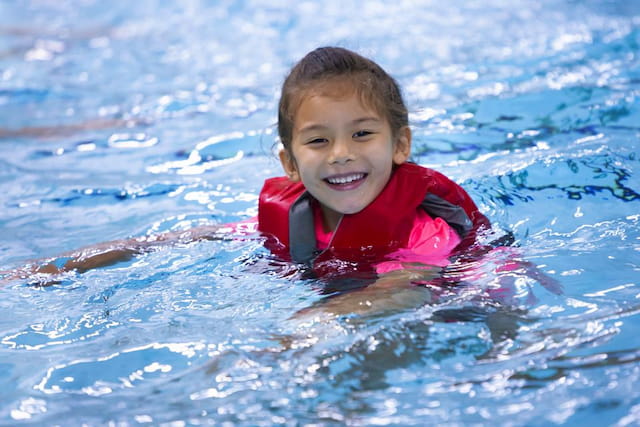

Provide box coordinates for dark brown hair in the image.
[277,46,409,153]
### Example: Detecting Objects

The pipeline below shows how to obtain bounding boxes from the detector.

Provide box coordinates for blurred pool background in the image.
[0,0,639,425]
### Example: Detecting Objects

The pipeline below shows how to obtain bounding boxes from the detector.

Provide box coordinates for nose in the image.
[327,136,354,165]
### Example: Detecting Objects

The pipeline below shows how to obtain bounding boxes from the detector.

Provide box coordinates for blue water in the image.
[1,0,639,425]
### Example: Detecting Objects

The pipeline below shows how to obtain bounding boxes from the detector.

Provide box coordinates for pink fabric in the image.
[313,207,461,274]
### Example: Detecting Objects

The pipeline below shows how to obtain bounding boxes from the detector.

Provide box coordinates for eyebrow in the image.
[297,117,382,134]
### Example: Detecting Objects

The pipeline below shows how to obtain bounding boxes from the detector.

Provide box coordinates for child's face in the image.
[279,90,411,231]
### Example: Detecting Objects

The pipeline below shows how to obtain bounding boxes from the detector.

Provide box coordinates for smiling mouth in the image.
[324,173,367,186]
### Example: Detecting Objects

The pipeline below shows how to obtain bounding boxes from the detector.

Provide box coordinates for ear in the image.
[393,126,412,165]
[278,148,301,182]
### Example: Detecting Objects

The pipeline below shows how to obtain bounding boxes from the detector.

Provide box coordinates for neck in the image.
[319,204,342,232]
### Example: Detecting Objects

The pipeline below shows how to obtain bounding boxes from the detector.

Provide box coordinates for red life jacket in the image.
[257,163,489,267]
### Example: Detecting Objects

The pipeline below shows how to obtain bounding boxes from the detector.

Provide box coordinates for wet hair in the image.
[277,46,409,154]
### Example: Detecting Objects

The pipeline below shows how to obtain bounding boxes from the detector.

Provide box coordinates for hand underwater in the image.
[292,266,441,319]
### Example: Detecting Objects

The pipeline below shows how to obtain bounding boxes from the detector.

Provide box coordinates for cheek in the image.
[373,145,397,169]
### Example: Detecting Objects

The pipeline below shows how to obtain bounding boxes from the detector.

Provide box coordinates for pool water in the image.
[1,0,639,425]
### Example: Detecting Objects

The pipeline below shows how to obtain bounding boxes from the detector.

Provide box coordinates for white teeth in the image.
[326,173,365,184]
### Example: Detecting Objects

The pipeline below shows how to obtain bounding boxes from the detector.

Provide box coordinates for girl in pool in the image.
[5,47,496,301]
[259,46,487,279]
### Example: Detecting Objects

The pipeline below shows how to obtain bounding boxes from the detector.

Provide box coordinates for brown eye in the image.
[353,130,373,138]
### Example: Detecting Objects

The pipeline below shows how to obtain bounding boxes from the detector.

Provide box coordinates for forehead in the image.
[306,76,359,98]
[293,76,383,119]
[294,92,385,133]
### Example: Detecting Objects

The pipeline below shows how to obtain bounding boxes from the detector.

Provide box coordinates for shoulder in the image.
[257,177,306,245]
[397,162,491,248]
[259,176,305,202]
[394,163,458,191]
[398,163,481,216]
[375,210,462,273]
[408,209,462,249]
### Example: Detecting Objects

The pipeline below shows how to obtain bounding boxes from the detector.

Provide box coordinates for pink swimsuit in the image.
[312,206,461,274]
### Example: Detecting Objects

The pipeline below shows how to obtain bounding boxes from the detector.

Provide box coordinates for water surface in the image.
[0,0,639,425]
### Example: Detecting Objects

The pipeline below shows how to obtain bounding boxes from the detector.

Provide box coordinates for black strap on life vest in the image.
[289,191,318,264]
[288,191,474,265]
[420,193,473,239]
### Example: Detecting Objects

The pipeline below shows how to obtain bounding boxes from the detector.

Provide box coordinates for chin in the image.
[336,204,367,215]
